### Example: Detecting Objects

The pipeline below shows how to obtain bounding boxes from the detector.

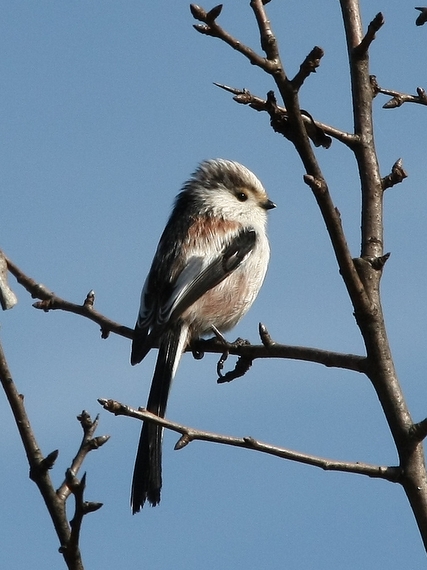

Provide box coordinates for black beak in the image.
[263,199,276,210]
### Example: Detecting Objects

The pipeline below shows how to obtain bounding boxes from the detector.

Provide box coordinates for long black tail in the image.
[131,322,186,513]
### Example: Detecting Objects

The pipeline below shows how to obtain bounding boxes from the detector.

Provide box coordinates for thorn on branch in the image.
[353,12,384,57]
[381,158,408,190]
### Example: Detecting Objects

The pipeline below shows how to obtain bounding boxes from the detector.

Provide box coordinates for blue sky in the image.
[1,1,427,568]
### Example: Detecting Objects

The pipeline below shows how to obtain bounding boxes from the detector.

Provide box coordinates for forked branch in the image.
[0,338,106,569]
[372,78,427,109]
[192,0,427,552]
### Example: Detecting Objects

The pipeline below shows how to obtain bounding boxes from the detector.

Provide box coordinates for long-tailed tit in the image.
[130,158,275,512]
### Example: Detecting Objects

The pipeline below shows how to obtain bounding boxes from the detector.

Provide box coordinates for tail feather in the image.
[131,322,187,513]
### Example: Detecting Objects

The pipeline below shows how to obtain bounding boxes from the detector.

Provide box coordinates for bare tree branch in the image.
[0,338,107,569]
[192,2,371,327]
[0,340,80,568]
[2,250,133,340]
[373,80,427,109]
[3,249,367,374]
[193,0,427,552]
[340,0,427,550]
[98,398,401,482]
[57,412,110,501]
[190,3,279,73]
[196,324,367,374]
[65,471,103,559]
[214,83,356,147]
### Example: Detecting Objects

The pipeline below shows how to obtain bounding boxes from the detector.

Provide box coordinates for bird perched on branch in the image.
[130,158,275,512]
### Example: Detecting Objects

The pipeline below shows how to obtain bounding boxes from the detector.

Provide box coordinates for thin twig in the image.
[0,339,85,569]
[250,0,282,67]
[190,3,279,73]
[380,87,427,109]
[66,472,103,558]
[98,399,401,482]
[215,83,357,147]
[57,412,110,501]
[3,250,133,340]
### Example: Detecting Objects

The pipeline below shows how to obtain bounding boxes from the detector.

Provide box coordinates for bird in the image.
[130,158,275,512]
[415,7,427,26]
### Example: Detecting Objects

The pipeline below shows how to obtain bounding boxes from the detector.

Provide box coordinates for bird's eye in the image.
[236,191,248,202]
